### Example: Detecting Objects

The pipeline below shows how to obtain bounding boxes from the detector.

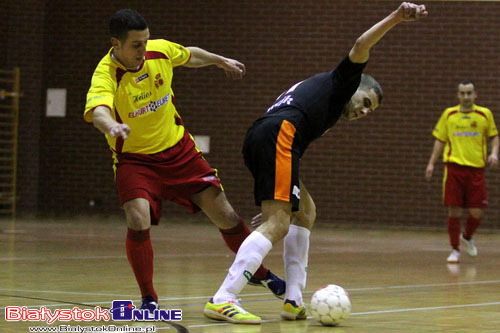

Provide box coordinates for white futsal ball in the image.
[310,284,351,326]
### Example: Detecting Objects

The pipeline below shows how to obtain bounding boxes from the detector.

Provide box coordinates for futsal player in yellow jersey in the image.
[84,9,285,311]
[426,80,499,264]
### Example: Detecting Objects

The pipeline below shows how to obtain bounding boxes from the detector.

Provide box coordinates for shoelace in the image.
[228,299,248,314]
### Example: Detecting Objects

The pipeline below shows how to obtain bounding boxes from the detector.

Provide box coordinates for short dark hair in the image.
[109,9,148,42]
[360,74,383,105]
[458,79,475,90]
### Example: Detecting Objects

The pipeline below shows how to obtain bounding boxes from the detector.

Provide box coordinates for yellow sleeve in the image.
[84,68,116,123]
[432,110,448,142]
[487,109,498,137]
[162,40,191,68]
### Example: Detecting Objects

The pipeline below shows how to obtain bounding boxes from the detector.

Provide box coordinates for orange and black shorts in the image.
[243,116,301,211]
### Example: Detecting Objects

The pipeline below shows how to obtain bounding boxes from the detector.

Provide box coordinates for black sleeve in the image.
[334,55,368,85]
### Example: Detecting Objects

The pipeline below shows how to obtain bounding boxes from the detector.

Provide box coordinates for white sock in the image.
[283,224,310,305]
[213,231,272,303]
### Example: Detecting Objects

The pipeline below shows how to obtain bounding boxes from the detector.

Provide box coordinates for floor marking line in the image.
[2,280,499,311]
[351,301,500,315]
[1,279,498,302]
[184,302,500,329]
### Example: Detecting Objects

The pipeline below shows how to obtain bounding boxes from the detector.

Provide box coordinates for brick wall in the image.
[4,1,45,214]
[10,1,500,228]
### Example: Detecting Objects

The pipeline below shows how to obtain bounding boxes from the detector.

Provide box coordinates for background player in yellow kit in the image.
[426,80,499,263]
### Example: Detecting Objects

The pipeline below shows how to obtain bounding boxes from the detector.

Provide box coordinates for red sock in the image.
[219,217,268,279]
[464,215,481,240]
[126,228,157,301]
[447,217,461,250]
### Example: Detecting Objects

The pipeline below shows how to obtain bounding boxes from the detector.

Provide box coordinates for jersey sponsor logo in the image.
[266,80,303,113]
[135,73,149,83]
[133,91,152,103]
[267,95,294,113]
[453,131,479,137]
[128,93,170,118]
[154,73,164,88]
[292,185,300,199]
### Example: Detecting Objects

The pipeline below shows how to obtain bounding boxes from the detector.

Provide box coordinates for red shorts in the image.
[115,130,221,224]
[443,163,487,208]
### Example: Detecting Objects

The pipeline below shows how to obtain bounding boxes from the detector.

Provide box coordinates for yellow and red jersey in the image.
[433,104,498,168]
[84,39,191,156]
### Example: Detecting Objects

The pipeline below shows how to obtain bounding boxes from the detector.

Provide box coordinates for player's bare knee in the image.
[223,209,241,227]
[125,206,149,230]
[469,209,483,220]
[257,218,290,244]
[275,220,291,239]
[447,206,462,218]
[294,202,316,230]
[210,206,240,229]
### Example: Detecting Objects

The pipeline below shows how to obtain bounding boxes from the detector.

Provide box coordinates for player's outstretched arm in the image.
[184,46,246,79]
[349,2,428,63]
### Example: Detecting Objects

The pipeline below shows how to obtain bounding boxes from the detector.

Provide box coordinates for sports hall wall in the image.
[4,1,500,228]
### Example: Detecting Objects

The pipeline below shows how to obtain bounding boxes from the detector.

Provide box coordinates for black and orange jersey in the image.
[259,55,367,153]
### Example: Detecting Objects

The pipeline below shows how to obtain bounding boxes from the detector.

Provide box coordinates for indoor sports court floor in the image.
[0,217,499,332]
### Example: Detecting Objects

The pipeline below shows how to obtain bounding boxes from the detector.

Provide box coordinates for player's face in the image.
[112,29,150,69]
[457,83,476,109]
[343,88,380,121]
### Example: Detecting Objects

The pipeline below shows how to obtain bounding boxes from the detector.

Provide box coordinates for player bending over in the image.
[203,2,427,324]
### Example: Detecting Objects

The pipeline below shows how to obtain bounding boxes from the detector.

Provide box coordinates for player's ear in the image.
[111,37,121,49]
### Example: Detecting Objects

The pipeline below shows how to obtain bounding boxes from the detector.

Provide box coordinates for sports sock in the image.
[283,224,310,305]
[447,217,461,251]
[219,217,268,280]
[213,231,272,303]
[464,215,481,240]
[126,228,157,302]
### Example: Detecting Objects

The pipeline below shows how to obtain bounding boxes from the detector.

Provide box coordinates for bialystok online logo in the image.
[5,300,182,324]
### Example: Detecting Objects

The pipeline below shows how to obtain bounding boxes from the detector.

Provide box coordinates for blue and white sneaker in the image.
[248,270,286,299]
[140,295,159,311]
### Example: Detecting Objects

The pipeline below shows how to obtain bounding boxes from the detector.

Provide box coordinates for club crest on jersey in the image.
[154,73,164,88]
[471,121,477,128]
[135,73,149,83]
